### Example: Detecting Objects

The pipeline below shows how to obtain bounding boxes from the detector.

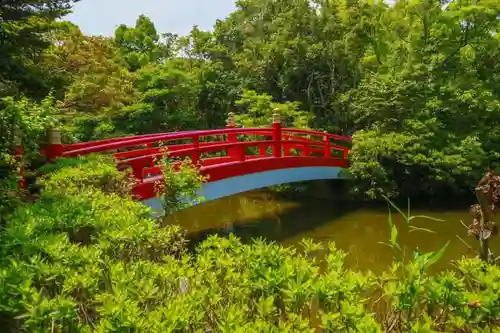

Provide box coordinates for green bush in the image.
[0,154,24,224]
[2,152,500,332]
[158,154,207,216]
[39,155,134,197]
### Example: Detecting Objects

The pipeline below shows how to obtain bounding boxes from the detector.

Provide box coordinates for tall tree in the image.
[347,0,500,199]
[0,0,79,97]
[42,24,139,141]
[114,15,174,71]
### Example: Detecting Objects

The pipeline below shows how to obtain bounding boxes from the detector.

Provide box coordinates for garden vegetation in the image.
[2,0,500,331]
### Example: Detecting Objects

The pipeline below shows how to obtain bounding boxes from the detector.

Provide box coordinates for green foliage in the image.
[44,26,140,141]
[39,155,133,197]
[114,15,174,71]
[158,153,207,216]
[0,95,58,163]
[0,95,59,219]
[342,0,500,199]
[235,89,312,128]
[0,0,80,97]
[0,154,23,223]
[347,70,491,199]
[115,61,201,134]
[4,176,500,331]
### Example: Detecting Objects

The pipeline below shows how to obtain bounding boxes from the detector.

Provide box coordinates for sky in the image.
[66,0,237,37]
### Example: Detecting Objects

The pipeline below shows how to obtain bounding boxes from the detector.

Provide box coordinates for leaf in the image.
[387,204,394,227]
[378,241,392,248]
[382,194,408,224]
[390,224,401,251]
[409,226,436,234]
[408,215,444,223]
[425,241,450,268]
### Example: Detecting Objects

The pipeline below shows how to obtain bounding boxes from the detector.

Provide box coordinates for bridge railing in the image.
[43,111,352,184]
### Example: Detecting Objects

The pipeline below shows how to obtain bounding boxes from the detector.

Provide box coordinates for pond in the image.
[167,184,494,273]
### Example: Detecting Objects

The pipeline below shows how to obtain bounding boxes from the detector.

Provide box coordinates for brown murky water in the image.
[168,188,495,273]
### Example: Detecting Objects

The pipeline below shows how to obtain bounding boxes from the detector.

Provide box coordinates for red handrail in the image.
[64,130,205,150]
[112,133,331,161]
[119,139,338,166]
[43,122,352,200]
[282,128,352,142]
[63,128,274,157]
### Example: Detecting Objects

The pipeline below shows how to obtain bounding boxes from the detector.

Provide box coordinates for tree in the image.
[346,0,500,199]
[0,0,80,97]
[43,25,139,140]
[114,15,174,71]
[115,60,201,134]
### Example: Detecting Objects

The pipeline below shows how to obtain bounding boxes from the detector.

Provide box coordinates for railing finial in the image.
[46,128,63,161]
[272,108,281,124]
[226,112,235,127]
[47,128,62,145]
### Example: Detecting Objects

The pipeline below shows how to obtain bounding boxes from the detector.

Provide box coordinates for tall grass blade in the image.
[409,226,436,234]
[408,215,445,222]
[382,194,408,224]
[425,241,449,269]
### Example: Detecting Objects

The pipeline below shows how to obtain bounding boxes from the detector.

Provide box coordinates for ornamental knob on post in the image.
[226,112,237,159]
[323,131,331,158]
[46,128,64,162]
[226,112,236,128]
[272,109,281,124]
[271,108,282,158]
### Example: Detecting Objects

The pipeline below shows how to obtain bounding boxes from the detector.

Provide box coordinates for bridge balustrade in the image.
[41,111,351,200]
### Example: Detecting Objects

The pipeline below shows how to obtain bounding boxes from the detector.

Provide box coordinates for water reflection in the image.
[167,189,488,273]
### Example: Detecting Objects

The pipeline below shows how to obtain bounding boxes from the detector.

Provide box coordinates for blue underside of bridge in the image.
[143,166,348,217]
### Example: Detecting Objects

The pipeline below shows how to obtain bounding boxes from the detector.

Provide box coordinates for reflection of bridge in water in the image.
[43,112,351,215]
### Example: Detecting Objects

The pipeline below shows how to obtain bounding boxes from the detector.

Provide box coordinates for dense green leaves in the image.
[115,15,174,71]
[4,163,500,331]
[343,0,500,198]
[0,0,80,96]
[2,1,500,329]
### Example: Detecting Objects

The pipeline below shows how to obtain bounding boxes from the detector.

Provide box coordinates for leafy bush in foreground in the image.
[2,158,500,332]
[38,154,134,197]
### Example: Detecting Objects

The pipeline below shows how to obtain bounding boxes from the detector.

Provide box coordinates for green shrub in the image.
[39,155,133,197]
[3,150,500,332]
[158,154,207,216]
[5,187,500,333]
[0,154,24,223]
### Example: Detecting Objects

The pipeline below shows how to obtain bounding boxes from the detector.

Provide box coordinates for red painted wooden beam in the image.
[44,126,352,201]
[131,156,348,200]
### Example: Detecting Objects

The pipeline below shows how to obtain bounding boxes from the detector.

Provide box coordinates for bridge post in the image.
[323,131,331,158]
[226,112,238,159]
[272,110,282,158]
[191,134,200,166]
[45,128,64,162]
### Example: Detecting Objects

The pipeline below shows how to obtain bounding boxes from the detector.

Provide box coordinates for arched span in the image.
[142,166,348,216]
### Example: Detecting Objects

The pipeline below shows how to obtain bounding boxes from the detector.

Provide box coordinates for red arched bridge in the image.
[43,112,351,212]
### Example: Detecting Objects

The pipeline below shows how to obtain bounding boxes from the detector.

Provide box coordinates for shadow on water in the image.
[182,196,357,250]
